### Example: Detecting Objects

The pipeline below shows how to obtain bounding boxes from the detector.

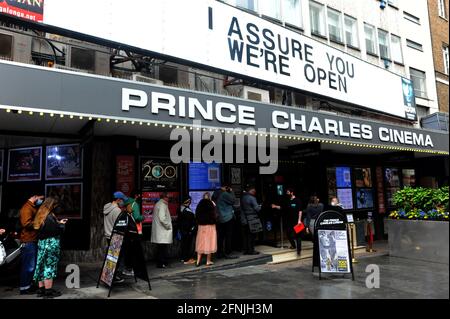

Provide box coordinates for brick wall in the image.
[428,0,449,113]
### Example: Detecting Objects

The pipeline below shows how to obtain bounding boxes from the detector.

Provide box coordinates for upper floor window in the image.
[327,8,343,43]
[378,29,391,60]
[235,0,257,12]
[410,68,428,99]
[259,0,282,20]
[283,0,302,27]
[406,39,423,51]
[391,34,403,64]
[309,1,326,37]
[344,15,359,48]
[443,45,449,75]
[364,23,377,55]
[403,11,421,24]
[438,0,447,19]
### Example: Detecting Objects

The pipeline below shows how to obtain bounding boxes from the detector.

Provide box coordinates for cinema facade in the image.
[0,0,448,262]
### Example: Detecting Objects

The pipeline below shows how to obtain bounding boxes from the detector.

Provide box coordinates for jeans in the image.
[20,242,38,291]
[217,219,234,257]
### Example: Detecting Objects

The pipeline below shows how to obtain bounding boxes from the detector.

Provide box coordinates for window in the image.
[378,29,390,60]
[235,0,257,12]
[387,0,398,7]
[406,39,423,51]
[410,68,427,98]
[344,15,359,48]
[443,45,449,75]
[403,11,421,24]
[282,0,302,27]
[364,23,377,55]
[0,33,13,60]
[391,34,403,64]
[259,0,282,20]
[327,8,343,43]
[70,47,95,71]
[309,1,326,36]
[438,0,447,19]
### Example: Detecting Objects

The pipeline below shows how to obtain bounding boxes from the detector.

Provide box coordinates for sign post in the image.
[346,213,358,264]
[312,210,354,281]
[97,211,151,297]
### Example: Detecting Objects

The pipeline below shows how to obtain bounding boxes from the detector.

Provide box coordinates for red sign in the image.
[0,0,44,22]
[376,167,386,214]
[116,156,134,197]
[142,191,179,224]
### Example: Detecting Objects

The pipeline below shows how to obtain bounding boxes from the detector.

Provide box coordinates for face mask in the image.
[35,199,43,206]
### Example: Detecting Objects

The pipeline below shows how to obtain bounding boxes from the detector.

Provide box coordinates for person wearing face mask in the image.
[18,194,44,295]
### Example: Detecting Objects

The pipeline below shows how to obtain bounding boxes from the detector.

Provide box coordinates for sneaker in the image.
[113,275,125,283]
[122,269,134,276]
[43,289,62,299]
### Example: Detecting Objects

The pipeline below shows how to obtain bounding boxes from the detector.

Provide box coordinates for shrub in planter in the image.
[389,186,449,221]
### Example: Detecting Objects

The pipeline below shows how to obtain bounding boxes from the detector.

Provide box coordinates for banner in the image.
[0,0,44,22]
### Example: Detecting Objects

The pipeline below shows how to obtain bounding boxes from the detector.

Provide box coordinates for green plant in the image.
[390,186,449,221]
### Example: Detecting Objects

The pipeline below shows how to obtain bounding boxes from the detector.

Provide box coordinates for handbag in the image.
[293,222,305,234]
[246,214,263,234]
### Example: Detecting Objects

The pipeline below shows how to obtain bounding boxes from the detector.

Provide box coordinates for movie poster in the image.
[7,147,42,182]
[385,168,400,187]
[116,155,134,196]
[141,158,179,191]
[100,232,124,287]
[45,183,83,219]
[402,169,416,187]
[356,188,374,209]
[141,191,179,223]
[318,229,351,273]
[355,168,372,188]
[46,144,82,180]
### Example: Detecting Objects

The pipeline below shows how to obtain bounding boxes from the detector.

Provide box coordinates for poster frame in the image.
[45,182,83,219]
[7,146,42,182]
[45,143,83,181]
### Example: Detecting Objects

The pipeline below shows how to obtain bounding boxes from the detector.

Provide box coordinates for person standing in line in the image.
[178,196,197,265]
[18,194,44,295]
[272,188,303,255]
[216,184,239,259]
[195,193,217,266]
[32,197,67,298]
[124,190,144,235]
[304,195,324,236]
[151,193,173,269]
[240,186,262,255]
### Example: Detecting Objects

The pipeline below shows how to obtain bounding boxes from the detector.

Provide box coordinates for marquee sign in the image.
[37,0,415,120]
[0,60,448,153]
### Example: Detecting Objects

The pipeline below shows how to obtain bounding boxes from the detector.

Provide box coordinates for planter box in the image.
[387,219,449,264]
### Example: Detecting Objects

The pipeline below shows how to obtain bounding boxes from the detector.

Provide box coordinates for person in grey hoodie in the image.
[103,195,123,241]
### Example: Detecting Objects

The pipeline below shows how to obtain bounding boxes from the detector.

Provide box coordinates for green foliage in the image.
[390,186,449,221]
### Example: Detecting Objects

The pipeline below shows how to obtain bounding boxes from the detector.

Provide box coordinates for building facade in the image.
[428,0,449,114]
[0,0,448,263]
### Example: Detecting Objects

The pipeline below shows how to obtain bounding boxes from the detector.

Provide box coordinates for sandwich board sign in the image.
[97,211,151,297]
[312,210,354,280]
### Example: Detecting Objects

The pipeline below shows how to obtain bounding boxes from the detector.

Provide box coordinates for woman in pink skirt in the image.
[195,193,217,266]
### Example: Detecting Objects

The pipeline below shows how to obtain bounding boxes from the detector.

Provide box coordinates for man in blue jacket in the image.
[216,184,239,259]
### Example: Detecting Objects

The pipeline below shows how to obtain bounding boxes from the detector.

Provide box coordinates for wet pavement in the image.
[1,243,448,299]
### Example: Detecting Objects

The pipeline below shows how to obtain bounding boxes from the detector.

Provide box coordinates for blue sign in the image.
[188,162,221,190]
[401,78,417,121]
[336,167,352,188]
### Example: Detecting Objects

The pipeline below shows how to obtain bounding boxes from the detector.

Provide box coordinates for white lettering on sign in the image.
[120,87,435,148]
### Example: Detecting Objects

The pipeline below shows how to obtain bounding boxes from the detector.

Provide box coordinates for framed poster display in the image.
[356,188,374,209]
[100,232,124,287]
[141,191,179,224]
[46,144,83,180]
[45,183,83,219]
[7,147,42,182]
[318,229,351,273]
[230,166,242,185]
[355,168,372,188]
[385,168,400,187]
[116,155,135,196]
[0,149,3,182]
[335,167,352,188]
[141,158,179,191]
[337,188,353,210]
[188,162,221,190]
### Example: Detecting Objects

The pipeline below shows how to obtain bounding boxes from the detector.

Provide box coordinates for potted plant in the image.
[387,186,449,264]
